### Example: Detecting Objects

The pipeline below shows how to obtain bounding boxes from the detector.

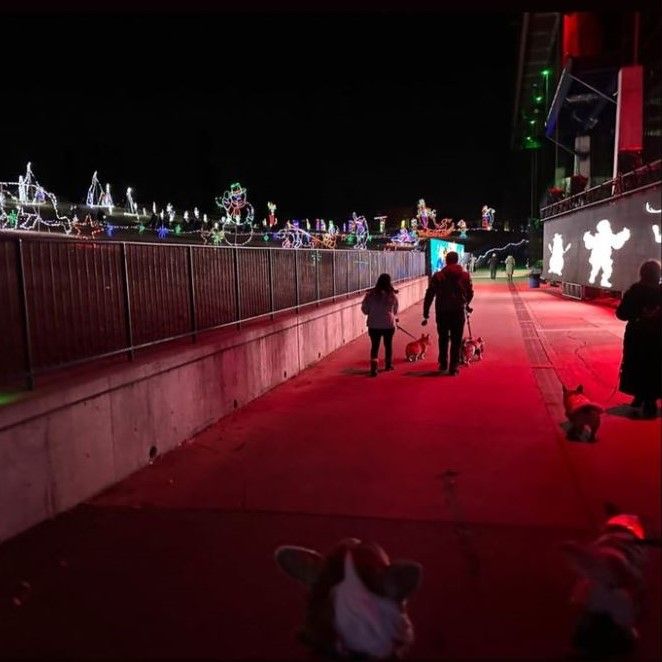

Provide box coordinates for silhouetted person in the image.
[616,260,662,418]
[488,252,498,279]
[361,273,399,377]
[422,251,474,375]
[505,255,515,282]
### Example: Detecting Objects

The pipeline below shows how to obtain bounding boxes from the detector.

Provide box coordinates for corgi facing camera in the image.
[275,538,422,659]
[562,384,603,442]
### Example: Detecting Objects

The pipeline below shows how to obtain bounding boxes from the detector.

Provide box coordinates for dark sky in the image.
[3,11,530,225]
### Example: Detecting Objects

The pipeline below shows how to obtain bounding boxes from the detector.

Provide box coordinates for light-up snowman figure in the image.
[548,233,572,277]
[216,182,255,246]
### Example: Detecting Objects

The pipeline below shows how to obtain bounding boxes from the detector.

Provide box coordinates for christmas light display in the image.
[349,212,370,250]
[457,219,467,239]
[86,171,104,206]
[216,182,255,246]
[416,199,436,229]
[481,205,495,230]
[0,163,72,234]
[100,183,114,213]
[374,216,387,234]
[73,214,103,239]
[125,187,138,216]
[417,218,455,239]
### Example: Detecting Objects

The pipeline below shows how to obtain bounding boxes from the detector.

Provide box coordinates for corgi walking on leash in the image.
[562,384,603,441]
[405,333,430,362]
[461,305,485,366]
[275,538,422,659]
[561,509,649,659]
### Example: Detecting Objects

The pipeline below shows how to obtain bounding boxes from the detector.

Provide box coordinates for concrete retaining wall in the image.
[0,277,427,543]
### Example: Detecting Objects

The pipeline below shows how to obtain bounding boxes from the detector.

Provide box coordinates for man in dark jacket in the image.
[422,251,474,374]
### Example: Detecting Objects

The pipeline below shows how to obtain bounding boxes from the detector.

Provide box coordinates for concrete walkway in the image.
[0,277,659,660]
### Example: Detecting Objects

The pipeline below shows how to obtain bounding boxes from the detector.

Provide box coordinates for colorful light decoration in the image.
[86,171,104,206]
[267,201,277,228]
[157,224,169,239]
[73,214,103,239]
[374,215,387,234]
[416,199,436,229]
[348,212,370,250]
[476,239,529,266]
[457,219,468,239]
[481,205,495,230]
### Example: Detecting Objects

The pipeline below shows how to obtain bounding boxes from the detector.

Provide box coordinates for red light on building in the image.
[562,13,602,65]
[616,65,643,153]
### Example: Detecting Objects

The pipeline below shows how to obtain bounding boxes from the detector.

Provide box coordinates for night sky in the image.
[3,11,531,226]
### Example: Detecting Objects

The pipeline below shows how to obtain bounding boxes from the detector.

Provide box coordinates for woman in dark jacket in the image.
[616,260,662,418]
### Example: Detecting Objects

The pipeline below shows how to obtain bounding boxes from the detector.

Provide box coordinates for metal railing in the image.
[0,233,425,389]
[541,159,661,219]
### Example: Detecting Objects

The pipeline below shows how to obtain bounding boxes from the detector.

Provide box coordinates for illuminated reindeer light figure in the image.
[276,538,422,659]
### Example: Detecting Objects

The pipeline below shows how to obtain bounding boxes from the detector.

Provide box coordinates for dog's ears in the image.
[275,545,324,586]
[382,560,422,601]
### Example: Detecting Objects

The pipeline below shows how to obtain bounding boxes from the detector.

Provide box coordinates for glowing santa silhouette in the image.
[583,219,630,288]
[653,225,661,244]
[548,233,572,276]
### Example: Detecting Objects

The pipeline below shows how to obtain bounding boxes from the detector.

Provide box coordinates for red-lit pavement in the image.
[0,276,659,660]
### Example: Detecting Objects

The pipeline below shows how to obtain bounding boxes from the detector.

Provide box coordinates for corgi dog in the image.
[561,506,649,659]
[461,336,484,365]
[562,384,603,441]
[405,333,430,362]
[275,538,422,659]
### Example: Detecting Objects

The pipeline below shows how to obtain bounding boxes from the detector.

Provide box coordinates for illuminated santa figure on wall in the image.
[583,219,630,288]
[267,201,277,228]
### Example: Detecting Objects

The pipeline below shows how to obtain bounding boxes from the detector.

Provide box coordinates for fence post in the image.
[16,239,35,389]
[268,247,275,320]
[294,250,300,311]
[346,251,350,297]
[332,250,336,301]
[234,247,241,329]
[120,242,135,361]
[315,250,320,307]
[188,245,197,342]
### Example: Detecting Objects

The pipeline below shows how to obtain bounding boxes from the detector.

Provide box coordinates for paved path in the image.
[0,277,659,660]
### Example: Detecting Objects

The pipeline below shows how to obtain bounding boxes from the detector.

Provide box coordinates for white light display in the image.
[583,219,630,288]
[126,187,138,216]
[645,202,661,214]
[653,225,661,244]
[548,233,572,276]
[86,171,104,206]
[476,239,529,265]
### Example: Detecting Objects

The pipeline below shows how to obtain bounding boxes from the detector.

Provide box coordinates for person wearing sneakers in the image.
[421,251,474,375]
[361,273,399,377]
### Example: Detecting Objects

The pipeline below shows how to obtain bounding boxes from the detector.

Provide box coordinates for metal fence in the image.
[0,234,425,389]
[540,159,661,220]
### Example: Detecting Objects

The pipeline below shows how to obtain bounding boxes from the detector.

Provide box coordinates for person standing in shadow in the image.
[422,251,474,375]
[361,273,399,377]
[505,254,516,283]
[616,259,662,418]
[488,252,498,280]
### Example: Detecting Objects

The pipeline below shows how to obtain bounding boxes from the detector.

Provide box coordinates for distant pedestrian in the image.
[361,273,399,377]
[469,254,477,273]
[488,253,498,279]
[422,251,474,375]
[616,260,662,418]
[505,255,516,282]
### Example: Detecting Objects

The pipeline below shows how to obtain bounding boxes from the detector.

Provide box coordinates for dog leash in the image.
[396,324,418,340]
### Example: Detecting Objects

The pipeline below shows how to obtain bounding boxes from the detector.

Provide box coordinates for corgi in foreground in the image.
[405,333,430,362]
[562,384,603,441]
[561,508,649,659]
[275,538,422,659]
[461,336,484,365]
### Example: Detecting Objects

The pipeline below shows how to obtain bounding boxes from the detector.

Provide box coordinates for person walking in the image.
[505,255,516,283]
[488,252,498,280]
[616,260,662,418]
[361,273,399,377]
[422,251,474,375]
